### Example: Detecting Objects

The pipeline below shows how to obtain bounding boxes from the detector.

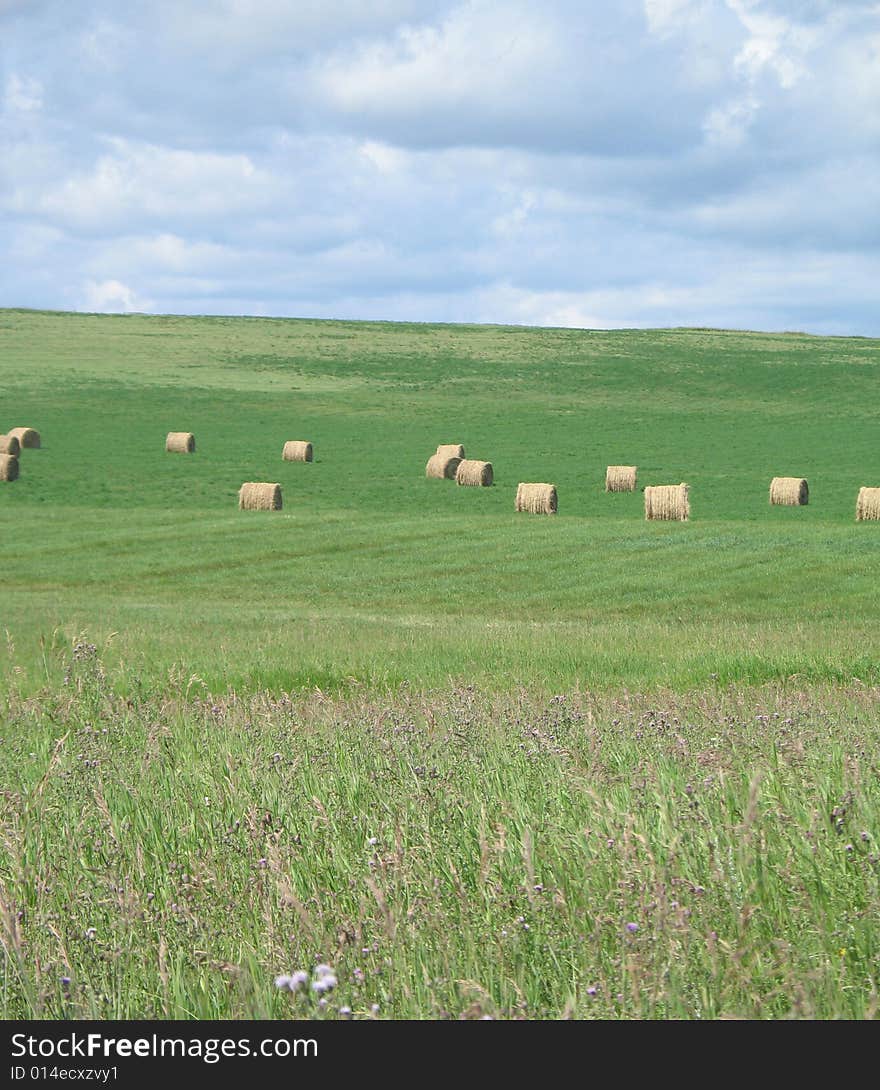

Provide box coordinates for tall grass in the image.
[1,643,877,1019]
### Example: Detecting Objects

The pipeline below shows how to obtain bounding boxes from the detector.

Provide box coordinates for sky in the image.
[1,0,879,334]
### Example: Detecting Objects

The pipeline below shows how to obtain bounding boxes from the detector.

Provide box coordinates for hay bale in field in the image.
[8,427,40,449]
[856,487,880,521]
[436,444,465,460]
[0,455,19,481]
[769,477,808,506]
[166,432,195,454]
[645,483,690,521]
[238,482,282,510]
[282,440,313,462]
[0,434,20,456]
[515,482,557,515]
[456,459,493,487]
[425,452,461,479]
[606,465,637,492]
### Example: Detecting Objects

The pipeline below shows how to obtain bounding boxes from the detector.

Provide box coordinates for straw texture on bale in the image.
[425,453,461,480]
[435,444,465,461]
[456,459,493,487]
[238,482,282,510]
[8,427,40,449]
[515,482,557,515]
[769,477,808,506]
[0,435,20,456]
[282,440,313,462]
[644,483,690,521]
[166,432,195,453]
[0,455,19,482]
[606,465,637,492]
[856,487,880,521]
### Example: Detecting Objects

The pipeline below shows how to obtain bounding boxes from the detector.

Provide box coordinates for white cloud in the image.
[702,93,760,146]
[0,1,879,334]
[78,18,132,72]
[358,140,409,174]
[726,0,818,88]
[79,278,151,313]
[3,73,43,113]
[86,233,235,275]
[643,0,712,37]
[155,0,451,63]
[18,140,273,233]
[305,1,722,154]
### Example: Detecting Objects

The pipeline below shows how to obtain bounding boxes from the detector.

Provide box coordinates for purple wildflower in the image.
[275,969,309,993]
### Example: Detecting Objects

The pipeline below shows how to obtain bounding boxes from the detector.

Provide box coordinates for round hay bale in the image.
[606,465,637,492]
[282,440,314,462]
[426,453,461,480]
[238,482,282,511]
[436,444,465,460]
[0,454,19,482]
[166,432,195,453]
[769,477,808,506]
[856,487,880,521]
[515,482,557,514]
[0,434,21,457]
[456,459,493,487]
[645,483,690,521]
[8,427,40,449]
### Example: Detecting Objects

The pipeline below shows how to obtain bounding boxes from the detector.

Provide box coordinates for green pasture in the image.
[1,308,879,694]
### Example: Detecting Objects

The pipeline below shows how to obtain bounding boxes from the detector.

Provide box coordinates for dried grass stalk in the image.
[856,487,880,521]
[436,444,465,460]
[0,435,21,456]
[282,440,313,462]
[166,432,195,453]
[769,477,808,506]
[606,465,637,492]
[515,482,557,514]
[645,483,690,521]
[455,459,493,487]
[238,482,282,510]
[426,453,461,479]
[8,427,40,449]
[0,454,19,481]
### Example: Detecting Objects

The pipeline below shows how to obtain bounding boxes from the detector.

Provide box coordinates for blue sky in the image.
[1,0,879,333]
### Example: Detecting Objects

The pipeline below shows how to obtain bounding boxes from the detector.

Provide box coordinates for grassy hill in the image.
[1,308,879,693]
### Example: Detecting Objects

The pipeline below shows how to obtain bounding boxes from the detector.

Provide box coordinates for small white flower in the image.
[275,969,309,993]
[312,973,337,994]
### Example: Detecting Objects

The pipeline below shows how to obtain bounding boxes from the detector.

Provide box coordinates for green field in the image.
[2,308,880,695]
[2,309,880,1020]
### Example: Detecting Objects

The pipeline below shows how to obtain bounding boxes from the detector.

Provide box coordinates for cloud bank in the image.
[1,0,878,333]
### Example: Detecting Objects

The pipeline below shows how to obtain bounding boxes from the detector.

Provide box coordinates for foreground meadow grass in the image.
[1,643,878,1020]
